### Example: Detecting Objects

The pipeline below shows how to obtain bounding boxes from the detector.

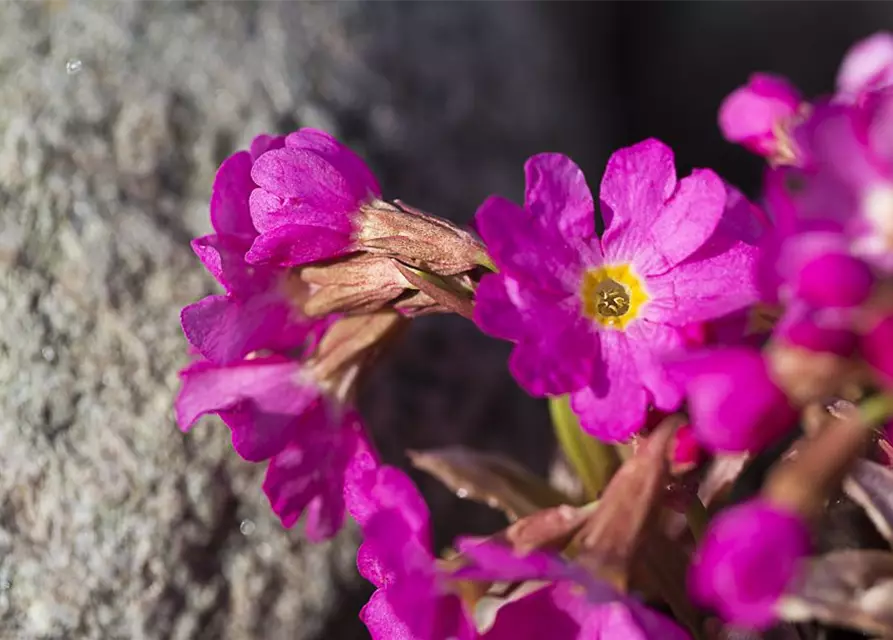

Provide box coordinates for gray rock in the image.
[0,1,602,639]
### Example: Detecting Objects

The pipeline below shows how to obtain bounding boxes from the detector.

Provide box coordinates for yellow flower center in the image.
[580,264,648,330]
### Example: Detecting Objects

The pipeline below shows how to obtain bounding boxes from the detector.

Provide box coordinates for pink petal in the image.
[485,585,582,640]
[473,274,527,341]
[477,284,598,397]
[285,128,382,199]
[836,32,893,102]
[244,223,351,266]
[175,357,321,461]
[718,73,801,155]
[474,195,593,293]
[210,151,258,238]
[190,233,264,294]
[180,292,310,364]
[626,321,685,412]
[570,331,649,441]
[345,464,430,541]
[249,134,286,161]
[248,186,353,234]
[609,168,727,276]
[509,320,599,398]
[524,153,596,239]
[360,589,414,640]
[263,414,368,541]
[599,138,677,243]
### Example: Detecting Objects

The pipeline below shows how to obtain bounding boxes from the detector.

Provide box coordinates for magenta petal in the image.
[863,314,893,384]
[570,331,649,441]
[210,151,258,238]
[599,138,677,242]
[626,321,685,412]
[249,134,286,161]
[245,223,351,266]
[454,538,569,584]
[473,274,528,341]
[643,241,759,326]
[285,128,382,199]
[251,147,360,207]
[593,601,692,640]
[485,585,582,640]
[474,195,592,293]
[175,357,320,461]
[180,291,309,364]
[263,414,368,540]
[688,499,810,629]
[612,168,727,276]
[508,311,598,398]
[524,153,596,239]
[360,589,414,640]
[672,348,797,454]
[718,73,801,156]
[836,32,893,102]
[345,464,430,541]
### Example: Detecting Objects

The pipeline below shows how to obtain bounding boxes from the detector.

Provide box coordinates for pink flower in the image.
[474,141,763,441]
[246,128,381,266]
[182,136,319,364]
[670,347,797,453]
[688,499,810,630]
[346,459,476,640]
[719,73,803,162]
[455,539,691,640]
[836,32,893,104]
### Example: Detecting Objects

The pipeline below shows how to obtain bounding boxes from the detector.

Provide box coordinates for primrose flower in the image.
[246,128,486,276]
[454,539,691,640]
[688,499,811,630]
[719,73,804,164]
[175,135,396,539]
[346,457,476,640]
[474,141,763,441]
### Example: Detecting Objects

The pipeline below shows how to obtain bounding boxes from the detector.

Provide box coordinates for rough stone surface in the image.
[0,2,601,639]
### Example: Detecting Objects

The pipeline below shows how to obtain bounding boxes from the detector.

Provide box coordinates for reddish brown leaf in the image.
[408,447,576,520]
[570,416,682,590]
[844,459,893,545]
[778,550,893,636]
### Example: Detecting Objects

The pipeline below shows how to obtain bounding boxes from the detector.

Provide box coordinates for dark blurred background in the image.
[1,2,891,639]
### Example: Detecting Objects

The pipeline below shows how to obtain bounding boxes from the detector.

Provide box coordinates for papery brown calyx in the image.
[355,199,489,276]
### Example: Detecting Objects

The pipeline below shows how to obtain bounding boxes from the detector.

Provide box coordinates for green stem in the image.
[548,395,621,501]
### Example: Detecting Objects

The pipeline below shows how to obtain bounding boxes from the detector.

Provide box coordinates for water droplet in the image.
[65,58,83,75]
[41,346,56,362]
[456,488,469,499]
[239,519,256,535]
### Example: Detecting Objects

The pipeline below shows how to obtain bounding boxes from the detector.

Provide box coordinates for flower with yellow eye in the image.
[473,140,765,441]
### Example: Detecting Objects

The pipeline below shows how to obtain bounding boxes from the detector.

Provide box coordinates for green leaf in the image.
[548,395,620,501]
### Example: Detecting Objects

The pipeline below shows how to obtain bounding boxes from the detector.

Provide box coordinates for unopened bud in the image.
[356,199,487,276]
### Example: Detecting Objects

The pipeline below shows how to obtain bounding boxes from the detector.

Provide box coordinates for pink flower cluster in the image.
[172,31,893,640]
